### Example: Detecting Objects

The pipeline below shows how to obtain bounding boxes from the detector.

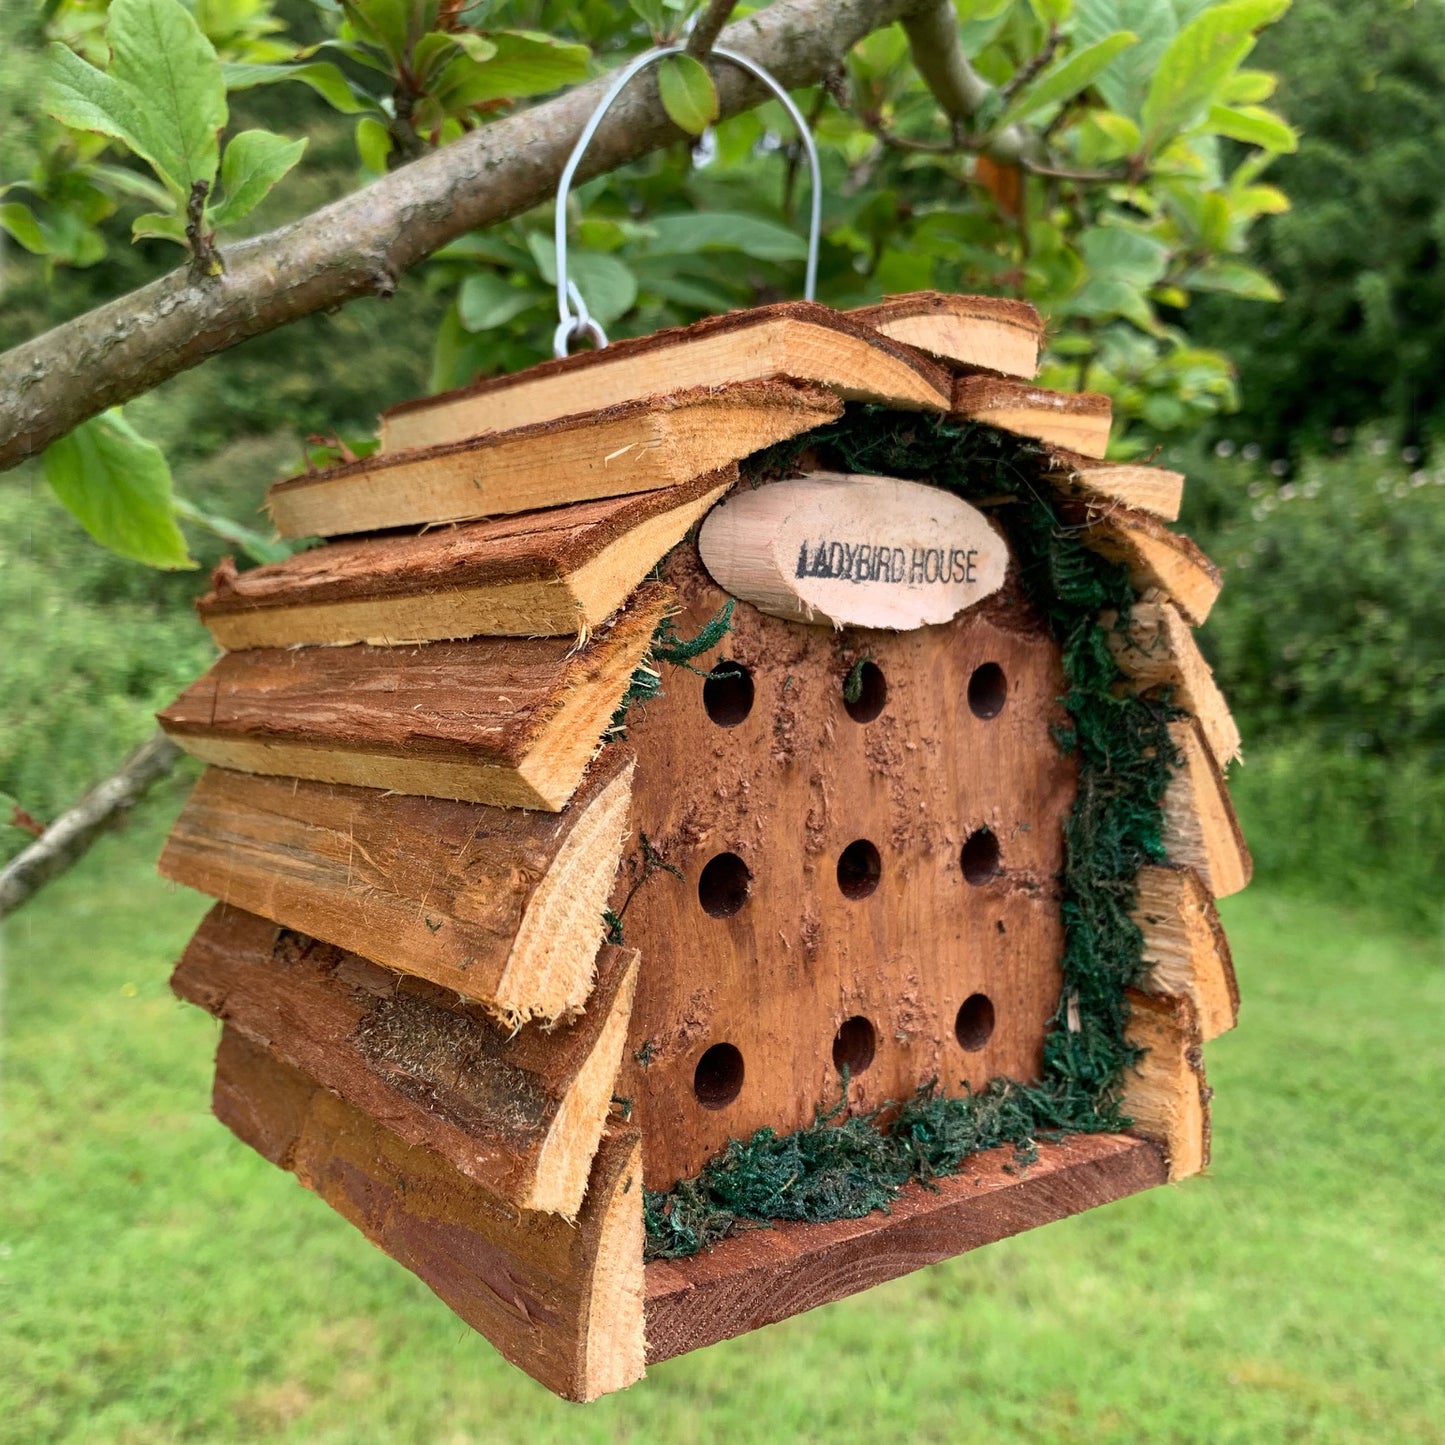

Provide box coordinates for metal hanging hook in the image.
[552,42,823,358]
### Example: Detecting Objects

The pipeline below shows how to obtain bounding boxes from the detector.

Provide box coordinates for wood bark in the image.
[174,903,638,1215]
[269,379,839,539]
[615,542,1078,1189]
[199,469,733,648]
[378,303,946,453]
[644,1132,1166,1363]
[0,0,928,473]
[953,375,1113,457]
[157,586,669,811]
[213,1028,646,1401]
[847,292,1042,378]
[0,730,181,918]
[159,751,635,1022]
[1122,989,1211,1182]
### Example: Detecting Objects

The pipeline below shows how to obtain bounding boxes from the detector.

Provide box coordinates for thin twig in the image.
[686,0,736,55]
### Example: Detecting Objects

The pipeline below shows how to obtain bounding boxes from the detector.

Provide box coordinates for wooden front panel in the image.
[614,543,1077,1190]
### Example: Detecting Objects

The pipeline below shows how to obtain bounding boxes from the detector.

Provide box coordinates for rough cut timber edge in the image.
[847,291,1043,378]
[267,380,841,539]
[214,1029,646,1401]
[1078,507,1223,626]
[1134,863,1240,1041]
[158,751,635,1022]
[157,586,669,812]
[1107,600,1243,770]
[953,374,1113,458]
[172,903,639,1216]
[379,301,952,451]
[1122,989,1211,1182]
[199,469,735,649]
[643,1133,1166,1365]
[1163,719,1253,900]
[1041,449,1185,522]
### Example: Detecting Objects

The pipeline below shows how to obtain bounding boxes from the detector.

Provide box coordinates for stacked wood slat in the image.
[155,290,1247,1397]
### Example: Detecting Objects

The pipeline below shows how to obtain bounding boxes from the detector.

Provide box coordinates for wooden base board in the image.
[644,1133,1166,1365]
[215,1029,646,1402]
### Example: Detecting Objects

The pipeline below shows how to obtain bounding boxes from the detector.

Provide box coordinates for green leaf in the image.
[1073,0,1182,116]
[1206,103,1298,152]
[131,210,187,242]
[220,60,374,115]
[171,496,295,564]
[457,271,539,331]
[441,31,590,106]
[997,32,1140,129]
[1186,257,1282,300]
[209,129,306,227]
[1140,0,1289,153]
[355,115,391,172]
[1224,68,1276,103]
[341,0,411,65]
[451,33,498,66]
[0,202,49,255]
[528,234,638,325]
[657,53,718,137]
[1078,224,1169,284]
[644,211,808,262]
[42,410,194,569]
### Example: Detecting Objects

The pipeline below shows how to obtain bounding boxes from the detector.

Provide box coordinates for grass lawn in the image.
[2,809,1442,1445]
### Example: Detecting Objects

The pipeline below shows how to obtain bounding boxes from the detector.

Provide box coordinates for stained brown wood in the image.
[268,379,838,539]
[848,292,1042,378]
[173,903,638,1214]
[159,753,634,1022]
[200,470,733,649]
[615,543,1078,1189]
[1108,600,1242,769]
[644,1132,1167,1364]
[157,586,669,811]
[213,1029,645,1400]
[1122,990,1210,1182]
[1133,864,1239,1041]
[1079,508,1222,625]
[1042,453,1185,521]
[379,303,950,452]
[1163,719,1253,899]
[953,375,1112,458]
[696,471,1008,629]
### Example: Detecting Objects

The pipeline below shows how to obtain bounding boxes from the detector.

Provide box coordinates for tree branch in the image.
[686,0,737,57]
[0,732,181,919]
[0,0,925,474]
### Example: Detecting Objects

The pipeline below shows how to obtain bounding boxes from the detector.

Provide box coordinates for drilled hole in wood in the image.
[694,1043,744,1109]
[968,662,1008,719]
[832,1015,877,1076]
[698,851,751,917]
[836,839,882,900]
[703,662,754,727]
[955,993,996,1051]
[960,829,1001,885]
[843,660,886,723]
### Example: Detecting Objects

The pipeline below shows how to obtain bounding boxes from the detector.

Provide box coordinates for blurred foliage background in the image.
[1,0,1441,929]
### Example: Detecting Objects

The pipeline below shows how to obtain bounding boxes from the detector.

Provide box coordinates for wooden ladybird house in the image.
[156,293,1249,1400]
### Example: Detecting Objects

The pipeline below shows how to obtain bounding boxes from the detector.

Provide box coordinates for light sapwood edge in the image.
[211,1030,647,1401]
[380,316,945,452]
[1104,601,1243,770]
[271,387,836,538]
[1133,863,1239,1041]
[1081,513,1222,626]
[1049,463,1185,522]
[499,759,637,1024]
[848,307,1041,379]
[1122,989,1210,1182]
[952,378,1113,459]
[1162,720,1253,899]
[527,952,640,1215]
[695,471,1008,630]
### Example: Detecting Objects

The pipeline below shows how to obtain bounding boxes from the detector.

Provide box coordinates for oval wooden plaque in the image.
[697,471,1007,629]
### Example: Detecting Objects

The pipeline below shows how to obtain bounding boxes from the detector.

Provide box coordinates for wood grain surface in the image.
[380,302,950,451]
[158,586,668,810]
[644,1132,1167,1364]
[1080,508,1223,626]
[1162,719,1253,899]
[159,752,634,1022]
[200,469,733,648]
[1121,989,1211,1182]
[174,904,638,1215]
[952,375,1113,458]
[269,379,839,538]
[1040,453,1185,521]
[213,1029,646,1401]
[848,292,1042,378]
[614,542,1078,1189]
[1134,864,1239,1041]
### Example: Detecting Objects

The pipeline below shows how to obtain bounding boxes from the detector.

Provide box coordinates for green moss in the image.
[644,406,1183,1260]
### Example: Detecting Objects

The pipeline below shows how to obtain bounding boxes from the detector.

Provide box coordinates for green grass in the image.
[3,816,1442,1445]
